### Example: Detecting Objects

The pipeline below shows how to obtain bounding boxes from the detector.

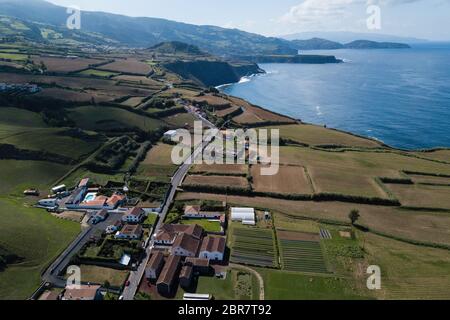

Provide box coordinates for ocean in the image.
[220,45,450,150]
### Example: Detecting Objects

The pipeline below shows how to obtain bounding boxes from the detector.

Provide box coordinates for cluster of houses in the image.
[0,82,40,93]
[144,205,228,295]
[39,285,102,301]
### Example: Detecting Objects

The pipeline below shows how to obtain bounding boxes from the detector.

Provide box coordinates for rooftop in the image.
[157,255,181,286]
[200,236,226,254]
[173,233,200,254]
[63,285,100,300]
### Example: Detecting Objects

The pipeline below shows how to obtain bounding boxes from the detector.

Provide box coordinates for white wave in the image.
[315,106,323,116]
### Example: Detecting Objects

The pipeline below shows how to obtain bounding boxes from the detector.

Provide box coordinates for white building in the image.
[38,198,58,208]
[163,130,178,140]
[230,207,255,225]
[122,207,145,223]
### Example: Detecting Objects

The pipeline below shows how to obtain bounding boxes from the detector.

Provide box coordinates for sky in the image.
[47,0,450,41]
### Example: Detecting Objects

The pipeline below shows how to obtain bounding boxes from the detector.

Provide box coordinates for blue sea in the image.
[221,44,450,150]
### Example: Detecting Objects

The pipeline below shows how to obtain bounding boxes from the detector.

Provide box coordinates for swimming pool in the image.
[83,192,97,202]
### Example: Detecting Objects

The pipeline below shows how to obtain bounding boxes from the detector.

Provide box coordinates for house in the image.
[154,224,204,245]
[65,187,88,209]
[179,265,193,289]
[157,255,181,295]
[185,257,211,274]
[78,178,90,188]
[38,198,58,208]
[145,252,165,281]
[62,285,101,301]
[106,193,126,209]
[122,207,145,223]
[183,205,222,219]
[51,184,66,194]
[199,236,226,261]
[106,220,123,234]
[163,130,178,140]
[91,209,108,224]
[115,224,143,240]
[171,233,200,257]
[38,290,60,301]
[230,207,256,225]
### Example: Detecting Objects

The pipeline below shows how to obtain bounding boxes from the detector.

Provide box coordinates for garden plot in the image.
[278,230,328,274]
[230,228,277,268]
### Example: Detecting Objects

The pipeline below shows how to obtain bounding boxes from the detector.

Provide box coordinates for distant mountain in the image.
[281,31,427,44]
[344,40,410,49]
[0,0,296,56]
[290,38,344,50]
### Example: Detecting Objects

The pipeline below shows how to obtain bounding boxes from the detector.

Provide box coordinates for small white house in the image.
[199,237,226,261]
[163,130,178,140]
[122,207,145,223]
[230,207,255,225]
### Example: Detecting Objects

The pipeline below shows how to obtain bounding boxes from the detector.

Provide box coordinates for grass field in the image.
[0,52,27,61]
[385,183,450,209]
[256,268,366,300]
[180,219,222,233]
[98,58,152,75]
[60,167,124,188]
[230,226,277,268]
[251,165,313,194]
[0,160,70,195]
[0,108,47,129]
[68,106,163,132]
[77,265,129,288]
[163,112,197,128]
[190,164,248,175]
[268,124,382,148]
[31,56,104,73]
[408,174,450,185]
[274,213,320,233]
[136,143,178,180]
[184,175,249,188]
[78,69,119,78]
[1,128,105,160]
[0,197,80,300]
[121,96,145,108]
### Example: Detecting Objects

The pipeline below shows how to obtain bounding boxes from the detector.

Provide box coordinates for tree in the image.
[349,209,360,225]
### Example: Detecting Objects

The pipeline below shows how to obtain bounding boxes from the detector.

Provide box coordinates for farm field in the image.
[163,112,197,128]
[136,143,178,180]
[0,107,47,129]
[1,128,105,160]
[78,69,119,78]
[414,150,450,163]
[68,106,163,132]
[184,175,249,188]
[267,124,383,148]
[121,96,145,107]
[230,226,277,268]
[274,213,320,233]
[190,164,248,175]
[214,105,241,117]
[0,52,27,61]
[60,167,125,189]
[408,174,450,185]
[35,87,111,103]
[77,265,129,288]
[98,58,152,75]
[0,197,80,300]
[177,192,450,246]
[113,74,165,88]
[0,160,70,195]
[31,56,104,73]
[384,183,450,209]
[278,230,328,274]
[361,232,450,299]
[251,165,313,194]
[307,165,386,198]
[256,268,366,300]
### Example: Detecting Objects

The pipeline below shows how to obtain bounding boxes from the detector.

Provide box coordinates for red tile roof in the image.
[200,236,226,254]
[157,255,181,286]
[172,233,200,255]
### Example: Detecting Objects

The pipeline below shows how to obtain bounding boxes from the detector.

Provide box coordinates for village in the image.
[34,167,261,300]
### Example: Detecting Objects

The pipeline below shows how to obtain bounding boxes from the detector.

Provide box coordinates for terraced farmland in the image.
[230,228,277,268]
[279,233,329,274]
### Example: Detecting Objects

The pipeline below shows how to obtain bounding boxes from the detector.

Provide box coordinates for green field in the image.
[68,106,163,132]
[77,265,129,288]
[180,219,222,232]
[0,52,27,61]
[230,226,277,268]
[78,69,119,78]
[279,239,328,274]
[0,197,80,300]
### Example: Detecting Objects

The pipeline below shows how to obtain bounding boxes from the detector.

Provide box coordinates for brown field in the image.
[191,164,248,175]
[31,56,104,73]
[35,87,111,103]
[277,230,320,242]
[414,150,450,163]
[228,96,294,124]
[308,165,387,198]
[121,96,145,107]
[191,95,231,107]
[385,184,450,209]
[183,175,249,188]
[98,58,152,75]
[113,74,165,87]
[251,165,313,194]
[408,174,450,185]
[215,105,241,117]
[177,192,450,246]
[141,143,174,166]
[266,124,382,148]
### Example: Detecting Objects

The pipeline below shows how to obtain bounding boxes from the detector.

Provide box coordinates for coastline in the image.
[215,70,450,153]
